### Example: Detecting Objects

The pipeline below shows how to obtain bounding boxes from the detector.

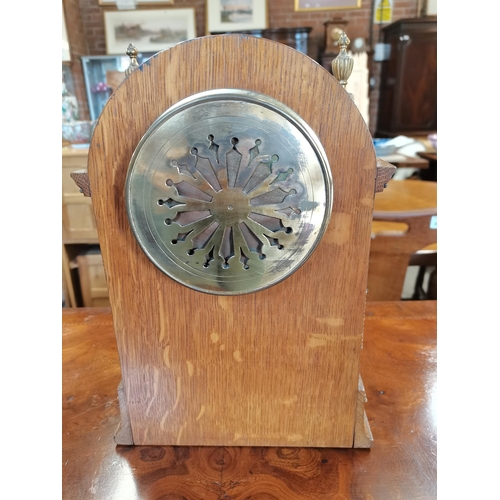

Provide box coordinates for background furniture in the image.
[62,145,104,307]
[62,301,437,499]
[76,249,110,307]
[375,17,437,138]
[417,150,437,181]
[408,243,437,300]
[369,180,437,301]
[377,153,429,170]
[62,146,96,242]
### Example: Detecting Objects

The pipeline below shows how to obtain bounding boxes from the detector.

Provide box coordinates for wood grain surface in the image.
[62,301,437,499]
[87,35,377,447]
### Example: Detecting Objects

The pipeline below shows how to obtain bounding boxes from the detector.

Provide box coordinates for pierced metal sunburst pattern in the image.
[126,90,333,295]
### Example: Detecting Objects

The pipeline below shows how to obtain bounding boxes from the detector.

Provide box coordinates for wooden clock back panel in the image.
[88,35,376,447]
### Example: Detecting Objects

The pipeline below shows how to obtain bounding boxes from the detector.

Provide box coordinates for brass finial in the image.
[125,43,139,77]
[332,32,354,90]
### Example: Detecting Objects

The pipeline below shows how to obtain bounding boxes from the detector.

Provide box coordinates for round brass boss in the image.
[125,89,333,295]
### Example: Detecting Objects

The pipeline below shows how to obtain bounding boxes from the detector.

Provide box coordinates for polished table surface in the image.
[372,179,437,240]
[373,179,437,214]
[62,301,437,499]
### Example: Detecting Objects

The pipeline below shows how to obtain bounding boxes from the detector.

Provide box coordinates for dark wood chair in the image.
[367,211,437,301]
[408,243,437,300]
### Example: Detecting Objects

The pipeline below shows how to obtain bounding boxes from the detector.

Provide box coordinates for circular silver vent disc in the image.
[126,89,333,295]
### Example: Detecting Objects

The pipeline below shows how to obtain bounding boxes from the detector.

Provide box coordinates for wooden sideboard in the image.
[62,145,110,307]
[62,146,96,243]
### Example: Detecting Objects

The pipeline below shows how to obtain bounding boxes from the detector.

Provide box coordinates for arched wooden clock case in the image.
[87,35,378,447]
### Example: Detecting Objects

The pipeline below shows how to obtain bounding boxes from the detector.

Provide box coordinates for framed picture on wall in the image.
[294,0,361,11]
[99,1,174,5]
[104,8,196,54]
[206,0,268,34]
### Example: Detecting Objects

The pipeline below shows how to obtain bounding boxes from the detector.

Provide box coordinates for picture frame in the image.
[206,0,268,35]
[99,1,174,5]
[104,8,196,54]
[294,0,360,11]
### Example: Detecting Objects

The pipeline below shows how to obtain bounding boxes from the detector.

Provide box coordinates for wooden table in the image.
[369,180,437,300]
[63,301,437,499]
[378,153,429,169]
[374,179,437,214]
[372,179,437,237]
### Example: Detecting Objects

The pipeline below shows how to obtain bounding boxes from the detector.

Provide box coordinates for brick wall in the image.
[63,0,420,131]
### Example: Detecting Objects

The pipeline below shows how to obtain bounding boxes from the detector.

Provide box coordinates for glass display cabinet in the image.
[81,53,156,120]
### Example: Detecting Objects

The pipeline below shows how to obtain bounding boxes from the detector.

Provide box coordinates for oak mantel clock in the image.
[75,34,395,448]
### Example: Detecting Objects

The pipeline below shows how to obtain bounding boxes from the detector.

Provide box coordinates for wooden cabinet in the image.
[62,146,98,242]
[375,17,437,137]
[62,146,110,307]
[77,250,111,307]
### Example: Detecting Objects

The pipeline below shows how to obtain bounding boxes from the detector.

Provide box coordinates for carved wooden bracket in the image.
[353,375,374,448]
[70,169,91,197]
[114,380,134,445]
[375,158,397,193]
